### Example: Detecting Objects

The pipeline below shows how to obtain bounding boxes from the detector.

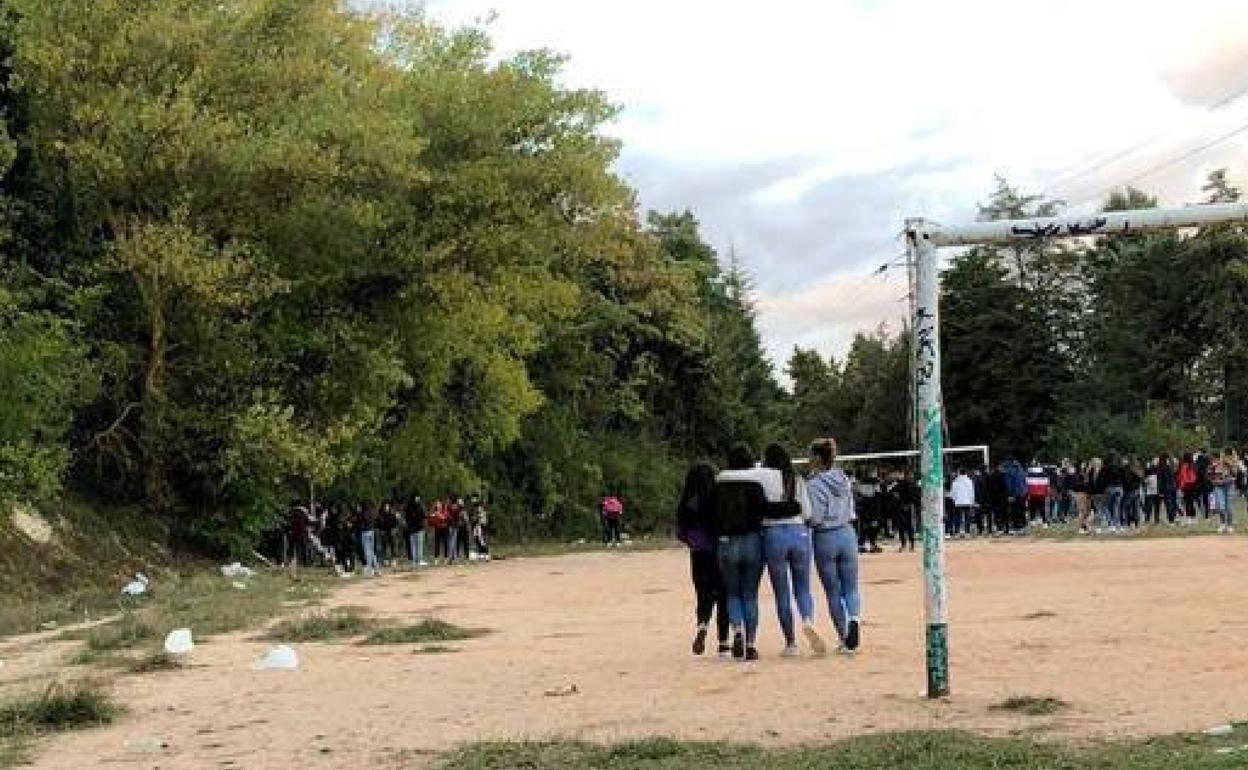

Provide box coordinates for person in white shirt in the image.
[758,444,825,657]
[950,469,975,538]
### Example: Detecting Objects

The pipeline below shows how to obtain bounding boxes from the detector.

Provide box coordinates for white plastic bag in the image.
[255,645,298,671]
[220,562,255,578]
[163,628,194,657]
[121,573,150,597]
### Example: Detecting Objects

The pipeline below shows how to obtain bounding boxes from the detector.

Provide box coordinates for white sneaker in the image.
[781,645,799,658]
[835,644,856,656]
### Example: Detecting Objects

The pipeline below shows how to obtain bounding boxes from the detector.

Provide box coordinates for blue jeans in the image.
[762,524,815,646]
[1214,483,1234,526]
[717,532,764,645]
[812,525,861,644]
[360,530,379,572]
[1103,486,1124,528]
[409,530,426,565]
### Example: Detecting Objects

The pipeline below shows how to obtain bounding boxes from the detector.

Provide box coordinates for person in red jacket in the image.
[1177,453,1199,524]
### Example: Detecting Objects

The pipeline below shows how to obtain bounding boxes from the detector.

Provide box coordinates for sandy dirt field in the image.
[4,536,1248,769]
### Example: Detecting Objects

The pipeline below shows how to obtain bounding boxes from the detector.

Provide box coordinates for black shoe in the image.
[731,632,745,659]
[717,643,731,657]
[692,627,708,656]
[745,646,759,662]
[846,619,860,651]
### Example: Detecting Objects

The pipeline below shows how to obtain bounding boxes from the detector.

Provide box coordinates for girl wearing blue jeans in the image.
[711,443,770,661]
[806,438,862,652]
[761,444,825,657]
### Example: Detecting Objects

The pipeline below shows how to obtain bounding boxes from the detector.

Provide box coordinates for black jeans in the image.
[690,549,729,644]
[895,509,915,550]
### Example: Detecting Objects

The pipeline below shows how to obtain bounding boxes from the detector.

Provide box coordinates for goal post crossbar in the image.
[793,444,990,468]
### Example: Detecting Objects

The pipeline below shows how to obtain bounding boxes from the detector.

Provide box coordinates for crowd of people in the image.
[283,495,492,576]
[675,438,863,662]
[944,447,1247,537]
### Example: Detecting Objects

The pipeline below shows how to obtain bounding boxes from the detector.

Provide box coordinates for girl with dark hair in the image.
[761,443,825,657]
[710,443,769,661]
[676,462,730,657]
[1178,453,1199,524]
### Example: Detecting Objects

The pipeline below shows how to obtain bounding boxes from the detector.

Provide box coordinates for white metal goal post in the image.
[906,201,1248,698]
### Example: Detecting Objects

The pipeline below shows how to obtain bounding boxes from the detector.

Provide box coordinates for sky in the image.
[404,0,1248,374]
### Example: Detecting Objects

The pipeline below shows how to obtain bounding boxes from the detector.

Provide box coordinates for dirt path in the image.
[10,537,1248,768]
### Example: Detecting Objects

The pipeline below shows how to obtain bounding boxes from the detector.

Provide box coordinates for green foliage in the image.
[0,683,120,736]
[1044,407,1208,462]
[785,329,909,455]
[0,0,784,550]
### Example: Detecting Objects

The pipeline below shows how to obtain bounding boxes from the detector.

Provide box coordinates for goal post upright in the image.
[903,200,1248,701]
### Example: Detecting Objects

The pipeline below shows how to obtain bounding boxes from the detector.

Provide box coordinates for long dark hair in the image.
[763,443,796,502]
[727,443,756,471]
[677,462,717,520]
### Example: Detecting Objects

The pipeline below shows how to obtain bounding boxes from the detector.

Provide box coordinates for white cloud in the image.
[405,0,1248,366]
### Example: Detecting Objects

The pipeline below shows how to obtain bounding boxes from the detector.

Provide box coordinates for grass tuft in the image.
[432,728,1248,770]
[991,695,1069,716]
[0,682,120,736]
[264,606,375,642]
[363,619,487,645]
[413,645,460,655]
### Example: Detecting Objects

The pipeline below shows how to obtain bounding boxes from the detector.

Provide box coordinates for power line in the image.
[1043,79,1248,201]
[1118,118,1248,189]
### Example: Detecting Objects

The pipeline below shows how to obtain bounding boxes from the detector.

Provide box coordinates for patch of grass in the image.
[83,612,158,652]
[990,695,1070,716]
[363,619,487,645]
[264,606,375,642]
[0,683,121,769]
[0,682,120,737]
[124,652,181,674]
[434,728,1248,770]
[413,645,459,655]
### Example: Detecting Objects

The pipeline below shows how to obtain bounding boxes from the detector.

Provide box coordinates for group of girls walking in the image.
[676,437,862,661]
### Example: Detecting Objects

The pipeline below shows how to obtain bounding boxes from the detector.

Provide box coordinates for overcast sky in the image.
[412,0,1248,374]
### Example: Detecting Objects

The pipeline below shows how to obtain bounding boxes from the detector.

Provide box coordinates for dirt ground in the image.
[4,536,1248,769]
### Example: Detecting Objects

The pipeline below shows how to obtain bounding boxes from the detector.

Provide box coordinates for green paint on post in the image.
[926,622,950,697]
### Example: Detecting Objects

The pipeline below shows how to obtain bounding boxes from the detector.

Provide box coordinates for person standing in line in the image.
[446,497,463,564]
[1143,459,1161,525]
[430,499,451,564]
[377,502,397,566]
[1211,450,1236,534]
[404,495,428,567]
[883,470,917,552]
[456,496,472,560]
[951,468,975,539]
[1178,453,1200,524]
[758,444,825,658]
[1158,454,1179,524]
[358,502,380,577]
[710,443,769,661]
[807,438,862,653]
[471,495,491,560]
[676,462,730,657]
[601,494,624,547]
